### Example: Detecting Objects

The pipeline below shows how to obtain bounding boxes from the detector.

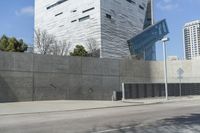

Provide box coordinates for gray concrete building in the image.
[35,0,155,59]
[183,20,200,60]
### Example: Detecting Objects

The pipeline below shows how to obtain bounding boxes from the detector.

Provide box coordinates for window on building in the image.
[82,7,95,13]
[71,20,77,23]
[55,12,63,17]
[106,14,112,19]
[139,5,144,10]
[71,9,77,13]
[47,0,68,10]
[126,0,136,4]
[79,15,90,22]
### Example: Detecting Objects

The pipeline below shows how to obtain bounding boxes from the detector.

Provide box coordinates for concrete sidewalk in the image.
[0,96,200,116]
[0,100,143,115]
[123,95,200,104]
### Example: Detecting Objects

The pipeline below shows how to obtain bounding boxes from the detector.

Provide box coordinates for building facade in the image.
[183,20,200,60]
[35,0,155,59]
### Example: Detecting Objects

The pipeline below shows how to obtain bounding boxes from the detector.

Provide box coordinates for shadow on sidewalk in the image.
[159,113,200,126]
[89,114,200,133]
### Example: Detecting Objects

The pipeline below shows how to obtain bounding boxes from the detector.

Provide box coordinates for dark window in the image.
[139,5,144,10]
[82,7,95,13]
[71,9,77,13]
[47,0,68,10]
[126,0,136,4]
[55,12,63,16]
[71,20,77,23]
[106,14,112,19]
[147,18,152,21]
[79,15,90,22]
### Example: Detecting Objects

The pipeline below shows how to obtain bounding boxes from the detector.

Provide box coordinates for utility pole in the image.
[151,0,154,25]
[161,37,170,100]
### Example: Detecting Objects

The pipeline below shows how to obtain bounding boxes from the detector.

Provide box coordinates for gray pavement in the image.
[1,97,200,133]
[1,96,200,115]
[0,100,141,115]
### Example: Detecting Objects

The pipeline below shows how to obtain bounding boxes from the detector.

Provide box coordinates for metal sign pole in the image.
[179,78,182,96]
[177,68,184,97]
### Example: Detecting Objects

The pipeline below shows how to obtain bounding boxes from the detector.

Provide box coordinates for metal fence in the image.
[123,83,200,99]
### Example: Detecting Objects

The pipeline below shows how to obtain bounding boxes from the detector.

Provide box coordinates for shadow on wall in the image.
[0,75,18,102]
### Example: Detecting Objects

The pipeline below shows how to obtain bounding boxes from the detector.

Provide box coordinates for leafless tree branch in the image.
[85,38,100,57]
[34,29,56,55]
[34,29,72,56]
[51,41,72,56]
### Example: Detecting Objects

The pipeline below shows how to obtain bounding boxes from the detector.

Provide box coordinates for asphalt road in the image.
[0,100,200,133]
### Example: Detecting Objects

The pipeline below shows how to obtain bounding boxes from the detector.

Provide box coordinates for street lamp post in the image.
[161,37,170,100]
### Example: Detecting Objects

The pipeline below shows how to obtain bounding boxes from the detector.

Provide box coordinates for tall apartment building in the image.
[184,20,200,60]
[35,0,155,59]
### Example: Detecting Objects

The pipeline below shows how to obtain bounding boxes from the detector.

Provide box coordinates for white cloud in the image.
[16,6,34,16]
[156,0,179,11]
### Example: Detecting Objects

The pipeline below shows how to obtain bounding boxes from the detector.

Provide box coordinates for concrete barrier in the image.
[0,52,200,102]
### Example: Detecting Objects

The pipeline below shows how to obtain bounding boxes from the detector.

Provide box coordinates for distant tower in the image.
[183,20,200,60]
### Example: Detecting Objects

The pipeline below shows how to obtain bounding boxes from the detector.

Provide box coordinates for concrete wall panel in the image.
[0,52,14,71]
[0,71,33,102]
[34,73,68,100]
[0,52,200,102]
[102,76,120,100]
[82,57,120,76]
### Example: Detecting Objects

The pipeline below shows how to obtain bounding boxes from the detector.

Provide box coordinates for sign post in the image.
[177,68,184,96]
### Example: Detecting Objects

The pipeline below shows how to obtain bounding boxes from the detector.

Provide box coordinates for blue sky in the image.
[0,0,34,44]
[0,0,199,60]
[155,0,200,60]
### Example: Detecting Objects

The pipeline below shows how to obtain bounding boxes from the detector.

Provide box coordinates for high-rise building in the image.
[183,20,200,60]
[35,0,155,59]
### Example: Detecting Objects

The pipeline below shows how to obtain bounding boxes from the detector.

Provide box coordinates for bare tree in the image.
[85,38,100,57]
[34,29,56,55]
[59,41,72,56]
[50,41,59,56]
[35,28,72,56]
[51,40,72,56]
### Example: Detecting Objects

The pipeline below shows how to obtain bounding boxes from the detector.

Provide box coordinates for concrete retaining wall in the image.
[0,52,200,102]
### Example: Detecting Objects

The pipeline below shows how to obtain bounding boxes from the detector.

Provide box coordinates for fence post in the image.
[122,83,125,101]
